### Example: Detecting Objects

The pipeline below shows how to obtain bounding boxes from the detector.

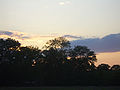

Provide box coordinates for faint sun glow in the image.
[59,2,65,6]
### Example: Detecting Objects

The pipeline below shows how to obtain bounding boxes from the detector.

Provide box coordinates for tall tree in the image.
[68,46,97,71]
[43,37,70,50]
[41,37,70,72]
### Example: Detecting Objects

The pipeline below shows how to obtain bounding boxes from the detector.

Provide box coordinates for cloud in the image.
[59,2,65,6]
[0,30,57,48]
[1,31,120,53]
[0,30,30,40]
[63,35,82,39]
[59,1,71,6]
[0,31,13,36]
[62,35,83,41]
[71,33,120,53]
[66,1,71,4]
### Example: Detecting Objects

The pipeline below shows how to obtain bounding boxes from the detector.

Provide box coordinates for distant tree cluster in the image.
[0,37,120,86]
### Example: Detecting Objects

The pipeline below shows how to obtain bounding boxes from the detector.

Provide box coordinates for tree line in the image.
[0,37,120,86]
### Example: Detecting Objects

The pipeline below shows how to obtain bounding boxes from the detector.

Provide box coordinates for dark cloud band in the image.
[71,33,120,53]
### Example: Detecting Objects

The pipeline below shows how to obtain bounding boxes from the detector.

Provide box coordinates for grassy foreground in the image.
[1,87,120,90]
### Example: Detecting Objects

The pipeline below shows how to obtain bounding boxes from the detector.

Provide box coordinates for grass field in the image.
[1,87,120,90]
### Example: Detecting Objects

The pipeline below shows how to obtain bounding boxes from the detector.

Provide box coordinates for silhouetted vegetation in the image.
[0,37,120,87]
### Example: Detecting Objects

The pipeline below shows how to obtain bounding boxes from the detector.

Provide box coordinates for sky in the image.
[0,0,120,37]
[0,0,120,66]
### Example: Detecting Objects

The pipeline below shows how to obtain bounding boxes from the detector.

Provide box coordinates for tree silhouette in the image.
[97,64,110,71]
[68,46,97,71]
[42,37,70,64]
[43,37,70,50]
[0,37,120,86]
[111,65,120,71]
[18,46,41,65]
[41,37,70,74]
[0,38,21,64]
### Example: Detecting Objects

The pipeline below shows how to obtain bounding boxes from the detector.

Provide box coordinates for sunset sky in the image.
[0,0,120,66]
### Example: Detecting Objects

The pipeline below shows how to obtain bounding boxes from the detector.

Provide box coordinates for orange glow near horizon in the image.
[0,31,120,66]
[0,31,57,48]
[96,52,120,66]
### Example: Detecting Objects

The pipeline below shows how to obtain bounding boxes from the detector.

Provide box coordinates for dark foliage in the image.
[0,37,120,87]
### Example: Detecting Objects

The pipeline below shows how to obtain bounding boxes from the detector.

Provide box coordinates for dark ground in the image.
[1,86,120,90]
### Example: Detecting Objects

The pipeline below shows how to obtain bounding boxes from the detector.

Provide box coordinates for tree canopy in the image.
[43,37,70,50]
[0,37,120,86]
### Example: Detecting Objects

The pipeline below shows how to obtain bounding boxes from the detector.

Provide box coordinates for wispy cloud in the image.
[1,31,120,53]
[59,2,65,6]
[0,30,29,40]
[0,30,57,48]
[59,1,71,6]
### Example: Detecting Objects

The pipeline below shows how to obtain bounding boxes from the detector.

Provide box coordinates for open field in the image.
[1,87,120,90]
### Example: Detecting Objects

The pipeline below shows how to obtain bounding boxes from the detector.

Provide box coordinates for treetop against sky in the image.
[0,30,120,66]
